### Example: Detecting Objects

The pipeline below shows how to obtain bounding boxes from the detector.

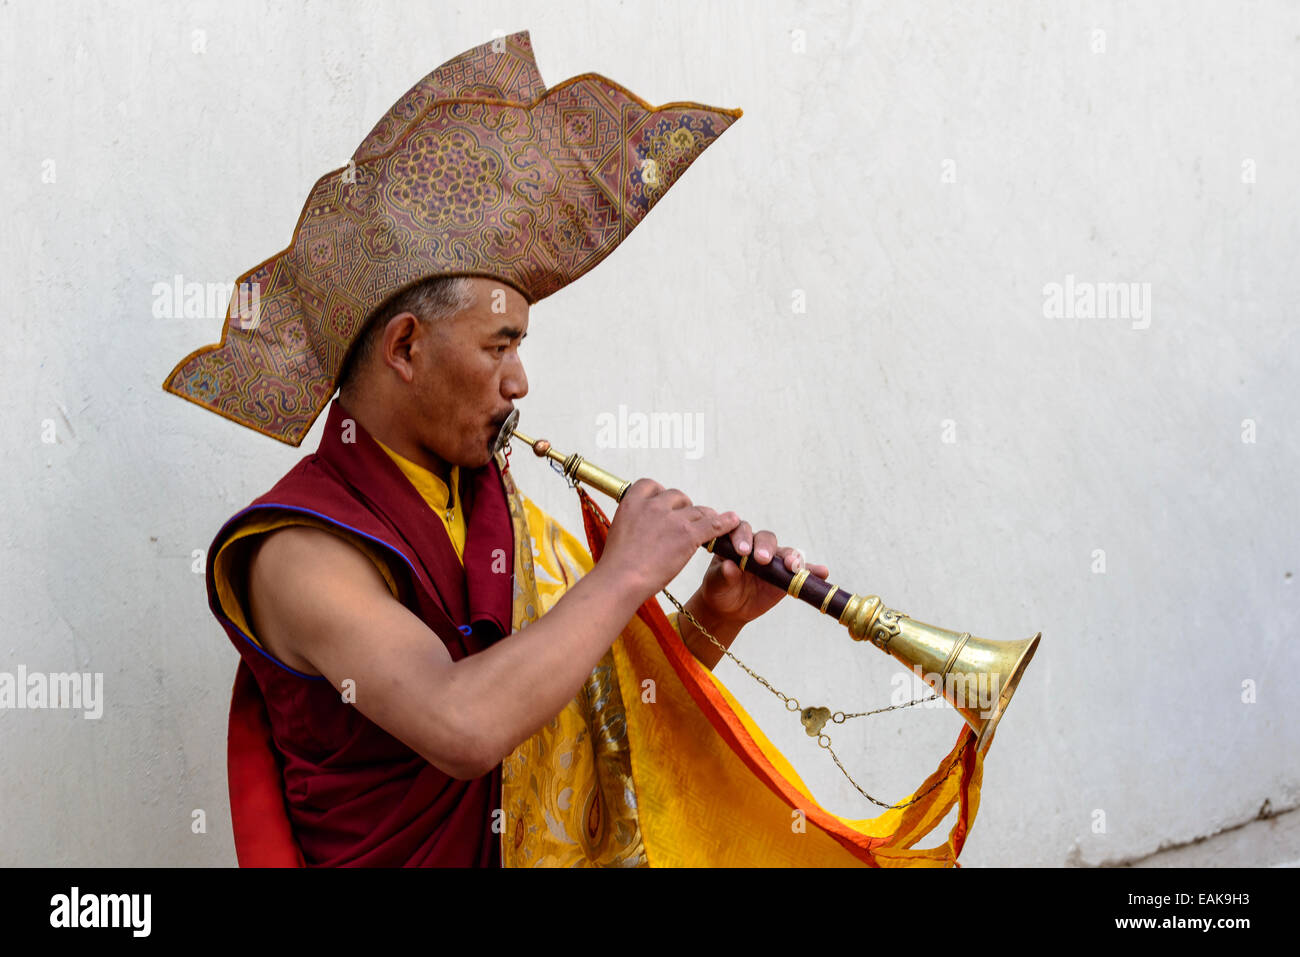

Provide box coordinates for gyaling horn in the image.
[495,415,1040,755]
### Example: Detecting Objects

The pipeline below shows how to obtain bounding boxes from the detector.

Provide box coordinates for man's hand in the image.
[677,523,829,670]
[601,478,741,596]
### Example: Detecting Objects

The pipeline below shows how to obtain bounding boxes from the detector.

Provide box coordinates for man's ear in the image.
[379,312,423,383]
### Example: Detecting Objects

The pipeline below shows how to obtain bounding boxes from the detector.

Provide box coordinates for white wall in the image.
[1,0,1296,866]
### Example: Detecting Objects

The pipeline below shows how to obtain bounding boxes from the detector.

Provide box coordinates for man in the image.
[167,31,982,868]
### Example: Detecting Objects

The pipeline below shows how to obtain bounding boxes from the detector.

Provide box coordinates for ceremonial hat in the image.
[162,29,741,445]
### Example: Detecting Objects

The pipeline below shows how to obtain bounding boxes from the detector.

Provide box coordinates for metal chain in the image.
[661,587,804,710]
[825,739,971,811]
[660,586,971,811]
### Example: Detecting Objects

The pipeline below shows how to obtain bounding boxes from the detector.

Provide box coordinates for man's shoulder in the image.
[209,501,407,653]
[249,521,384,587]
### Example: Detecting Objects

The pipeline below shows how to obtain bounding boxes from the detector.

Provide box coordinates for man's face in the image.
[408,277,529,469]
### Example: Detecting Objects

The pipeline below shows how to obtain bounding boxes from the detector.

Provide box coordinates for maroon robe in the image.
[205,397,516,866]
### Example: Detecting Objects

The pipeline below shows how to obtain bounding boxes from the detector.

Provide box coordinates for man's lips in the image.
[487,411,514,446]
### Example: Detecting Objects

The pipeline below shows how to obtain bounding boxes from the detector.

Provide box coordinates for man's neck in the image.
[338,391,454,486]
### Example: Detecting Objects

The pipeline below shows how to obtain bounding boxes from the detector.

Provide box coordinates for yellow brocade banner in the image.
[498,467,984,868]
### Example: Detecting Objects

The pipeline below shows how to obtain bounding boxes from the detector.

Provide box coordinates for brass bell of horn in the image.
[836,595,1040,754]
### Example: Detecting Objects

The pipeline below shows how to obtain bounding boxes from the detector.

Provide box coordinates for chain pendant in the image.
[800,706,831,736]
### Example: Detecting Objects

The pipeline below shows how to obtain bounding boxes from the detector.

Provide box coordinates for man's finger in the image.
[693,506,736,525]
[778,546,805,572]
[751,530,779,563]
[728,520,754,555]
[662,487,694,509]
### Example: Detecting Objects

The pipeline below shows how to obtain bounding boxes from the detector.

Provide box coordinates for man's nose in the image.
[503,355,528,400]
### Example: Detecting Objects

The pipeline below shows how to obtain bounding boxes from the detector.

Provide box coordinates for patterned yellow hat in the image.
[163,29,742,445]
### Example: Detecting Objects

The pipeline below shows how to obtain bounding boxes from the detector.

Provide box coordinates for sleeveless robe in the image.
[206,397,516,866]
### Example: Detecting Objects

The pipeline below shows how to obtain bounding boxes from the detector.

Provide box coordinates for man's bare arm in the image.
[246,524,649,779]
